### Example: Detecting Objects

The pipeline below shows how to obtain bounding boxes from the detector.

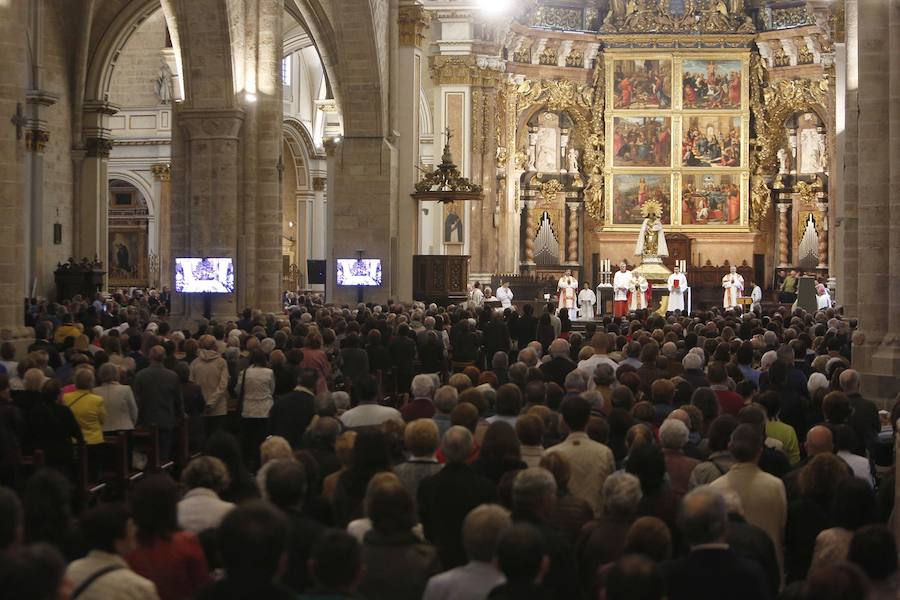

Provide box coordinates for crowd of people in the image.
[0,289,898,600]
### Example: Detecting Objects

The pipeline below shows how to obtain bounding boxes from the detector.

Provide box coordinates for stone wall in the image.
[40,9,75,292]
[108,9,168,108]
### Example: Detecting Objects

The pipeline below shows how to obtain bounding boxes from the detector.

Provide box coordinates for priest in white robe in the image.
[750,282,763,313]
[666,265,688,313]
[557,270,578,321]
[578,283,597,320]
[497,281,514,310]
[722,266,744,309]
[613,262,632,317]
[470,282,485,308]
[816,283,832,310]
[629,274,650,311]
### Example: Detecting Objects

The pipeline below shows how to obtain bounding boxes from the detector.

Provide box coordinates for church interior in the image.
[3,2,900,598]
[3,0,897,397]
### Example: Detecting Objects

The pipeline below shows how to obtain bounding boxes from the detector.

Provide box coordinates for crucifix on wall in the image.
[10,103,25,140]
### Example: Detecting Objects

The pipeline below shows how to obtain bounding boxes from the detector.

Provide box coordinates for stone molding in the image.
[25,129,50,153]
[178,108,245,141]
[151,163,171,182]
[398,3,430,48]
[85,136,114,158]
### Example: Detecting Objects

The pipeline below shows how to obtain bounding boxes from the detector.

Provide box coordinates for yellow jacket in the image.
[63,390,106,445]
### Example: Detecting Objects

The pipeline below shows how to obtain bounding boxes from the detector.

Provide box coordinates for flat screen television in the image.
[336,258,382,286]
[174,257,235,293]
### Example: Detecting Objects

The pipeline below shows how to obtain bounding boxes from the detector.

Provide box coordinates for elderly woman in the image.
[63,367,106,478]
[357,474,439,600]
[177,455,235,533]
[576,471,643,597]
[658,418,699,498]
[393,419,442,498]
[94,362,137,434]
[235,348,275,470]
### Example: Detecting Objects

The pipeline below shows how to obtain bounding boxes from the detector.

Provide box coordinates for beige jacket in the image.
[709,461,787,577]
[190,349,230,417]
[545,431,615,516]
[66,551,159,600]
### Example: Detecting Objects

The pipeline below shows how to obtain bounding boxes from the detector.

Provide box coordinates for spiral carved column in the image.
[816,201,828,270]
[523,200,535,264]
[777,203,791,268]
[566,202,579,264]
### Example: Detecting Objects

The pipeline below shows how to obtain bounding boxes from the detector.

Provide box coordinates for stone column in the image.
[777,203,791,268]
[295,190,314,286]
[173,109,244,319]
[816,201,828,270]
[24,101,54,298]
[396,1,429,301]
[151,163,171,290]
[0,0,28,336]
[852,0,900,400]
[326,137,398,305]
[77,102,118,280]
[838,0,860,313]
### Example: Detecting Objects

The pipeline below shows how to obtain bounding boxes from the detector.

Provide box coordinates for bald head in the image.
[148,345,166,363]
[548,338,570,359]
[669,409,690,427]
[678,487,728,546]
[839,369,860,394]
[805,425,833,456]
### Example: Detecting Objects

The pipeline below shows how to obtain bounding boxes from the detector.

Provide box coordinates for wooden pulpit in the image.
[413,255,469,305]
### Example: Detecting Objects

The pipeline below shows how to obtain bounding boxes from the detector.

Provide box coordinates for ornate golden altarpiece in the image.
[497,0,835,285]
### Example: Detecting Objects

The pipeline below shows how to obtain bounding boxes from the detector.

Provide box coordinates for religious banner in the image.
[611,174,671,225]
[681,59,742,110]
[612,58,672,109]
[612,116,672,167]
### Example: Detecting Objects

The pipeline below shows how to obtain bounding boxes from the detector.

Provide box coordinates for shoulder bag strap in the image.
[67,392,90,409]
[70,565,124,599]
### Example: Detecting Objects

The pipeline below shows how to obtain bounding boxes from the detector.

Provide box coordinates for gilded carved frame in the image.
[603,48,751,232]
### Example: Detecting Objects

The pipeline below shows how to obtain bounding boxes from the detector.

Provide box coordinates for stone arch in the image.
[107,170,156,217]
[283,119,314,190]
[85,0,165,103]
[289,0,387,137]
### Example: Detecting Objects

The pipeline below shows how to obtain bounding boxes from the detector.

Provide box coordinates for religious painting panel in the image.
[681,59,742,110]
[612,116,672,167]
[612,58,673,109]
[680,173,742,226]
[443,202,464,245]
[611,174,672,225]
[681,115,741,168]
[108,228,148,285]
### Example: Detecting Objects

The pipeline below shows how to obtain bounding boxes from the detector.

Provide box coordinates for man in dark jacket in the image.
[196,502,297,600]
[661,487,770,600]
[264,459,324,594]
[539,339,575,388]
[482,312,511,369]
[509,467,580,600]
[132,345,183,462]
[418,426,496,569]
[268,368,317,449]
[840,369,879,457]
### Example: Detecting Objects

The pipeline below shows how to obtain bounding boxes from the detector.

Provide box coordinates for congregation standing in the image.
[0,288,896,600]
